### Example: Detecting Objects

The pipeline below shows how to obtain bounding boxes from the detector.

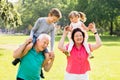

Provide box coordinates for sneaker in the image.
[64,51,70,56]
[89,55,94,59]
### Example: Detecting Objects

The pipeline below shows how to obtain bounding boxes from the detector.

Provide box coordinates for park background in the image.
[0,0,120,80]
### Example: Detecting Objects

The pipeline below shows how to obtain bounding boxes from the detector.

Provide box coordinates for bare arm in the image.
[50,29,55,51]
[88,23,102,51]
[58,27,69,52]
[43,52,55,72]
[81,23,89,31]
[13,38,32,58]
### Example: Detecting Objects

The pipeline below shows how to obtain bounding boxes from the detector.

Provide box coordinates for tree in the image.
[84,0,120,35]
[0,0,22,28]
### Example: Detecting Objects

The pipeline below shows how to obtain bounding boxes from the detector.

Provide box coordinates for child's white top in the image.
[70,21,83,30]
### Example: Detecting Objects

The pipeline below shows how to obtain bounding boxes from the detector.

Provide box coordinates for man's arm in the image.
[43,52,55,72]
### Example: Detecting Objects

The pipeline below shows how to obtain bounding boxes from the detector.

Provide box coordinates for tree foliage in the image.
[0,0,22,28]
[0,0,120,36]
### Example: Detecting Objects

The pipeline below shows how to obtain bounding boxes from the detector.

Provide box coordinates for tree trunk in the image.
[110,21,113,35]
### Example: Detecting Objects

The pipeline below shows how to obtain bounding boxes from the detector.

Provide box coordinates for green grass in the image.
[0,35,120,80]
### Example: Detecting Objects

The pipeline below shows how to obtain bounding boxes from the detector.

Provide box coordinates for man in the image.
[13,34,55,80]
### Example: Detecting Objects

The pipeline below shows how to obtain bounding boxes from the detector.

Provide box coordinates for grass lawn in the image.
[0,35,120,80]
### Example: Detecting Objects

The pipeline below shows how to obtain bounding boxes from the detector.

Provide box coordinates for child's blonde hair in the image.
[68,11,87,23]
[68,11,79,19]
[78,12,87,23]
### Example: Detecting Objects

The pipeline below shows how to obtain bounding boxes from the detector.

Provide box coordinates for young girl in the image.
[66,11,94,58]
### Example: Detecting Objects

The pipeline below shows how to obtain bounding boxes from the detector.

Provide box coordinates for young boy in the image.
[12,8,62,78]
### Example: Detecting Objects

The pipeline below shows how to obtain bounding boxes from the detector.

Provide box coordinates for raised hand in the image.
[88,22,97,33]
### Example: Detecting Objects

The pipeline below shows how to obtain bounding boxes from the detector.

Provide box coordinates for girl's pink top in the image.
[65,44,91,74]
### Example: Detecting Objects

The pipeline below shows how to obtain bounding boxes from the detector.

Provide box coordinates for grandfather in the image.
[13,34,55,80]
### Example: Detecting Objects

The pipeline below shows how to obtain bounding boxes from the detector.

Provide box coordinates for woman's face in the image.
[74,31,84,44]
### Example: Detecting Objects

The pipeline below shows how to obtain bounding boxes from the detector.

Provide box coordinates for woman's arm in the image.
[58,26,69,52]
[88,23,102,51]
[13,38,32,58]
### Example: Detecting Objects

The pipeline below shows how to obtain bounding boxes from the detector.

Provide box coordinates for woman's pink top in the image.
[65,44,91,74]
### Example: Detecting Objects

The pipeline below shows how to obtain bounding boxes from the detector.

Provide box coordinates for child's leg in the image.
[67,32,71,42]
[83,32,94,58]
[12,42,33,66]
[83,41,90,53]
[68,39,74,53]
[22,42,33,56]
[83,41,94,58]
[22,35,36,56]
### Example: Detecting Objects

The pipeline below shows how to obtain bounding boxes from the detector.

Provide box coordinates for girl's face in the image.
[74,31,84,44]
[48,16,59,23]
[70,16,79,23]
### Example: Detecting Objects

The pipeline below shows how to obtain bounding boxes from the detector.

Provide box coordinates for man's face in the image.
[37,37,49,51]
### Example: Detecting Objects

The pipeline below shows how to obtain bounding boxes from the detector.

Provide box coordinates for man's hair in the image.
[49,8,62,18]
[37,34,51,41]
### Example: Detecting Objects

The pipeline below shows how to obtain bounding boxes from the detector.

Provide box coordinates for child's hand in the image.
[49,51,55,60]
[88,22,95,30]
[88,22,97,33]
[65,25,72,32]
[25,37,33,45]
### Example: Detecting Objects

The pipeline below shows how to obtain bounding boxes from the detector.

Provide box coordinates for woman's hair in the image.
[68,11,79,19]
[78,12,87,22]
[49,8,62,18]
[71,28,85,43]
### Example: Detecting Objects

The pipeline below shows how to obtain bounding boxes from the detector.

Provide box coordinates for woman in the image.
[58,23,102,80]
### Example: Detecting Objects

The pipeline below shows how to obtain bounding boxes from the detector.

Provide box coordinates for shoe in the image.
[64,51,70,56]
[40,69,45,79]
[89,55,94,59]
